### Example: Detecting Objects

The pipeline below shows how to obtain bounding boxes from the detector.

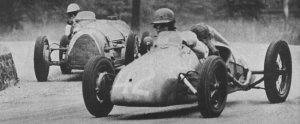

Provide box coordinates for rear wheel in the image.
[264,40,292,103]
[34,36,50,81]
[82,56,115,117]
[59,35,72,74]
[125,33,138,65]
[198,56,227,118]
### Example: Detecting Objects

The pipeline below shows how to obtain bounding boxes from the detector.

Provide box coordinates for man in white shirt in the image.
[65,3,80,39]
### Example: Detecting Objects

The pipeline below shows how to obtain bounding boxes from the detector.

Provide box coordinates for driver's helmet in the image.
[67,3,80,13]
[152,8,175,24]
[66,3,80,25]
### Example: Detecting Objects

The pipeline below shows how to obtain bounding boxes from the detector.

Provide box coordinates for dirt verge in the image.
[0,44,18,91]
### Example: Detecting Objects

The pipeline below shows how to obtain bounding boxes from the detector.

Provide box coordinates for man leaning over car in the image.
[145,8,231,58]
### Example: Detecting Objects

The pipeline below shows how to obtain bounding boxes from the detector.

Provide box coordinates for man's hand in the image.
[203,39,219,56]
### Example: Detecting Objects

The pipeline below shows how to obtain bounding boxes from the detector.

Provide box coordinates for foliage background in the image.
[0,0,299,45]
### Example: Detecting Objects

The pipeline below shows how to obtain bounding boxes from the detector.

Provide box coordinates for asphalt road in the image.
[0,41,299,124]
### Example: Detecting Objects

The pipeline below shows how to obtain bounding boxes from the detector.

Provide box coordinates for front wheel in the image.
[34,36,50,81]
[82,56,115,117]
[264,40,292,103]
[198,56,228,118]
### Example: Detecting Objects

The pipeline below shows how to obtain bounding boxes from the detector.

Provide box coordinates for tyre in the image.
[264,40,292,103]
[139,31,150,55]
[125,33,138,65]
[34,36,50,81]
[82,56,115,117]
[59,35,72,74]
[198,56,227,118]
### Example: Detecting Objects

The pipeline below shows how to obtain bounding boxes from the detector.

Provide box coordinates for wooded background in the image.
[0,0,299,44]
[0,0,299,33]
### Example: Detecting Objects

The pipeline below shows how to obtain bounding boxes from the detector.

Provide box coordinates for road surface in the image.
[0,41,299,124]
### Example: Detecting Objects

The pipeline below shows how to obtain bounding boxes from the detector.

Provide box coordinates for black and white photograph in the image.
[0,0,299,124]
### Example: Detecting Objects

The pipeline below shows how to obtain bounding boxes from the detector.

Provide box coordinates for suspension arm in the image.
[179,73,199,95]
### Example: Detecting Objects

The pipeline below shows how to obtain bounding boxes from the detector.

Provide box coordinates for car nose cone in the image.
[110,46,200,106]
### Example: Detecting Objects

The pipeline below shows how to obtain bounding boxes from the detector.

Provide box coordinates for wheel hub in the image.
[274,55,287,95]
[210,74,223,109]
[95,72,108,102]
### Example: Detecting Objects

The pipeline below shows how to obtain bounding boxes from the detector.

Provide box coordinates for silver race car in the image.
[82,26,292,118]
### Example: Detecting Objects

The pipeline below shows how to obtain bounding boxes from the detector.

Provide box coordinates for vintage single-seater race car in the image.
[82,27,292,118]
[34,12,138,81]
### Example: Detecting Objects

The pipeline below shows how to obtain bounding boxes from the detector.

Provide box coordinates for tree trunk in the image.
[283,0,289,20]
[131,0,140,33]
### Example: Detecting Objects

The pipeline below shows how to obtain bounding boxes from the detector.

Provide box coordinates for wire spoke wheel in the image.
[264,40,292,103]
[210,74,222,109]
[274,55,288,95]
[198,56,227,118]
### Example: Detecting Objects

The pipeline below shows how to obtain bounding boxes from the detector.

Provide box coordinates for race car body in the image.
[34,17,137,81]
[111,31,200,106]
[67,20,131,69]
[82,26,292,118]
[110,31,248,106]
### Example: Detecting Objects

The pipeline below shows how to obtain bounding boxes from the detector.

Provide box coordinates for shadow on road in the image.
[226,100,269,107]
[64,73,82,81]
[47,71,83,82]
[246,100,270,105]
[110,105,200,120]
[225,101,241,108]
[108,100,275,121]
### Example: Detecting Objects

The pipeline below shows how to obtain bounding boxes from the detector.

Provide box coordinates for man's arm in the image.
[207,26,230,46]
[65,25,72,36]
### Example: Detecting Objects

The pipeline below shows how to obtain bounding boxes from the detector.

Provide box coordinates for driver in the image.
[149,8,253,86]
[149,8,209,58]
[65,3,81,39]
[148,8,230,56]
